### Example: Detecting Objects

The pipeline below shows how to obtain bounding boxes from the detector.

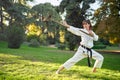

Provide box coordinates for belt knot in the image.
[80,44,92,67]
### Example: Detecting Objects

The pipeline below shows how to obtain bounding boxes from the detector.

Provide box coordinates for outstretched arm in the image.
[59,21,83,36]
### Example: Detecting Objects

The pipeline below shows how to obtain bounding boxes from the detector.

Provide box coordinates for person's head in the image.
[82,20,92,30]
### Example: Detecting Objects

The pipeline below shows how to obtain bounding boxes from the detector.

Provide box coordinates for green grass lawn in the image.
[0,41,120,80]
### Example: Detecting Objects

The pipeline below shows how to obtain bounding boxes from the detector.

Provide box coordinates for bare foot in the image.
[56,66,64,74]
[92,67,97,73]
[56,71,60,74]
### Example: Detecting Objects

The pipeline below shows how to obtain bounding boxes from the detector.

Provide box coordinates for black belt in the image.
[80,45,92,67]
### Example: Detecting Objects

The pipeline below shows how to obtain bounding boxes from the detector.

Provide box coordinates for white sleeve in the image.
[67,26,82,36]
[92,32,99,41]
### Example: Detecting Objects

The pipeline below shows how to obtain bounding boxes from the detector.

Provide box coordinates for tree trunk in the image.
[0,7,4,33]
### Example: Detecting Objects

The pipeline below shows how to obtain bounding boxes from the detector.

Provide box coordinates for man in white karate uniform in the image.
[56,20,104,74]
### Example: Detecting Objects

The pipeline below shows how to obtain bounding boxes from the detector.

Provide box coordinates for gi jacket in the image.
[67,26,99,48]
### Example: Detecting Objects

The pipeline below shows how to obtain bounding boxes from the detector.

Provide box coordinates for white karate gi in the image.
[63,26,104,69]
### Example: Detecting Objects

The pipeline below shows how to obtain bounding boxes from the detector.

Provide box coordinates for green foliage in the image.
[65,32,80,51]
[31,3,61,32]
[27,34,39,42]
[99,38,111,46]
[56,43,66,50]
[0,33,7,41]
[6,26,25,49]
[39,34,48,45]
[47,36,55,44]
[93,39,107,49]
[59,0,96,26]
[0,0,32,29]
[28,39,40,47]
[92,45,106,49]
[32,3,61,20]
[30,3,62,46]
[94,0,120,44]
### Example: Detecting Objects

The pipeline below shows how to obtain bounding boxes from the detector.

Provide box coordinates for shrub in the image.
[92,45,107,49]
[56,43,66,50]
[0,33,7,41]
[6,26,25,49]
[29,39,40,47]
[47,36,55,44]
[93,39,107,49]
[99,38,111,46]
[26,34,39,42]
[39,34,48,46]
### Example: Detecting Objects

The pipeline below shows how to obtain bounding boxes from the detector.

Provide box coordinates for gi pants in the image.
[63,46,104,69]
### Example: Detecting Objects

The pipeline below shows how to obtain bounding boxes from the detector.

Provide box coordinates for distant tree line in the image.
[0,0,120,49]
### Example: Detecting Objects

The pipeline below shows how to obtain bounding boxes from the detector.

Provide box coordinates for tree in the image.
[58,0,96,50]
[0,0,33,48]
[93,0,120,44]
[26,23,42,42]
[31,3,62,44]
[0,0,33,32]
